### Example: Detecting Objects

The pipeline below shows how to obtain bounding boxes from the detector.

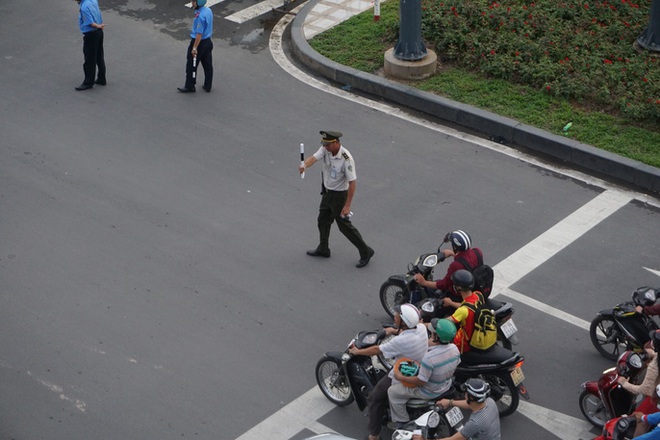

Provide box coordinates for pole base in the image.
[384,48,437,80]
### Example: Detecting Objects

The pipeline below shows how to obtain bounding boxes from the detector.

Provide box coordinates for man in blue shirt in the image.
[178,0,214,93]
[75,0,106,91]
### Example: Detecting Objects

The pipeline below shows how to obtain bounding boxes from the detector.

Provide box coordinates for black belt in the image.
[326,189,347,194]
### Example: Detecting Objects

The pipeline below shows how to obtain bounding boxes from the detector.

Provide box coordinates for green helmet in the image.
[431,318,457,344]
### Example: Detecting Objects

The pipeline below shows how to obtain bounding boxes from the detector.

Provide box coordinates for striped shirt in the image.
[461,398,501,440]
[417,343,460,397]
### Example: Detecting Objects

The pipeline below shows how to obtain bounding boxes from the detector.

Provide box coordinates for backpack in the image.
[455,249,494,298]
[463,292,498,351]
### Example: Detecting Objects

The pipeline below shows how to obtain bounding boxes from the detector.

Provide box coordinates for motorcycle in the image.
[590,287,660,360]
[314,328,444,424]
[378,249,519,350]
[599,416,638,440]
[315,328,528,420]
[391,404,464,440]
[455,344,529,417]
[579,350,648,427]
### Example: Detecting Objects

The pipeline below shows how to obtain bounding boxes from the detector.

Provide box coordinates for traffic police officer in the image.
[299,131,374,268]
[178,0,214,93]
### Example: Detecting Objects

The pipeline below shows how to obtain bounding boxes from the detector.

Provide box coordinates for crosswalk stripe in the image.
[225,0,287,23]
[184,0,228,7]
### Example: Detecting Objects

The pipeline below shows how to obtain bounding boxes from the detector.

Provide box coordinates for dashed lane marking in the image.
[225,0,288,23]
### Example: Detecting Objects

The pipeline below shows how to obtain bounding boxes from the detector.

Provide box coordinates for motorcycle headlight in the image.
[422,255,438,267]
[428,411,441,428]
[629,353,643,370]
[421,301,435,313]
[392,430,413,440]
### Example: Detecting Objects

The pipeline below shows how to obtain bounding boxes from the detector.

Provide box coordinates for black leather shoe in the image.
[95,79,106,86]
[202,85,211,93]
[177,87,196,93]
[75,83,93,91]
[356,248,375,268]
[306,249,330,258]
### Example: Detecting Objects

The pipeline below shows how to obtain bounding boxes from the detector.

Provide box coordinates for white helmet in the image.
[398,304,420,328]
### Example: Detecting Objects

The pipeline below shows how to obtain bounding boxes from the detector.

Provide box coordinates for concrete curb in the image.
[289,0,660,195]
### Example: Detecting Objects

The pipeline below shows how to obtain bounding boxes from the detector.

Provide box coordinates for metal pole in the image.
[637,0,660,53]
[393,0,427,61]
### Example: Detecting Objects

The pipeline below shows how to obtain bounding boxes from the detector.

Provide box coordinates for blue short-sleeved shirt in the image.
[79,0,103,34]
[190,6,213,40]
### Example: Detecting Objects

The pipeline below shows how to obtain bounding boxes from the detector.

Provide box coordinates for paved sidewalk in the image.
[302,0,378,39]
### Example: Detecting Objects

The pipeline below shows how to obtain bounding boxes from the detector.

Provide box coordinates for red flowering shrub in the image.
[420,0,660,120]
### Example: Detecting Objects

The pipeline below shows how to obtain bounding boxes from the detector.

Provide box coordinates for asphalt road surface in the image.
[1,2,659,440]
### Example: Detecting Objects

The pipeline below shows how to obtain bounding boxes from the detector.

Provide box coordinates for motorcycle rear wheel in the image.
[482,372,519,417]
[379,280,409,318]
[590,315,628,361]
[579,389,610,427]
[315,356,354,407]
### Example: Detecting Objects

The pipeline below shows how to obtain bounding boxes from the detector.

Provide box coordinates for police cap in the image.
[320,131,343,144]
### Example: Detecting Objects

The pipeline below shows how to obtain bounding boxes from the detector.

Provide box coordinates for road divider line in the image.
[499,287,591,332]
[491,190,632,295]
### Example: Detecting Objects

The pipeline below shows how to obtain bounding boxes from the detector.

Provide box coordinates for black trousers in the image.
[366,375,391,436]
[315,190,370,258]
[185,38,213,90]
[82,29,105,86]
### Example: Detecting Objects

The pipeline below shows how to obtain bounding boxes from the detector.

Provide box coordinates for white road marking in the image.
[491,190,633,295]
[225,0,287,23]
[261,9,660,440]
[644,267,660,278]
[498,287,591,332]
[184,0,228,8]
[517,400,593,439]
[235,387,337,439]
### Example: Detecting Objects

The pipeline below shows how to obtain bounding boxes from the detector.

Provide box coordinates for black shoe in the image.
[95,79,106,86]
[202,85,211,93]
[177,87,196,93]
[356,247,375,268]
[306,249,330,258]
[75,83,93,91]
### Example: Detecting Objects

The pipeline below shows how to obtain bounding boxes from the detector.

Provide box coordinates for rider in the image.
[434,378,501,440]
[348,303,428,440]
[446,270,480,353]
[413,230,484,312]
[387,318,461,429]
[619,330,660,416]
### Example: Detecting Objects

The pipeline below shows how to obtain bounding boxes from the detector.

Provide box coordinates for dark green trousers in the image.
[316,190,370,257]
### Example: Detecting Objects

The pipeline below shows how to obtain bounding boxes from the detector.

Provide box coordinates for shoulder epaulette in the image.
[342,152,350,160]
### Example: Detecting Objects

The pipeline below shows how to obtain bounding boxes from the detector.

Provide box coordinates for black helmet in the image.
[451,269,474,290]
[650,330,660,352]
[447,230,472,253]
[464,378,490,403]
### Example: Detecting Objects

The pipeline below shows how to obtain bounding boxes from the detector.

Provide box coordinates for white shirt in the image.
[380,323,429,379]
[312,145,357,191]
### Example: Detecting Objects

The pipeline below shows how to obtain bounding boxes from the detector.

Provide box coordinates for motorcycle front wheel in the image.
[590,315,628,361]
[579,389,610,427]
[379,280,409,318]
[482,372,519,417]
[315,356,354,407]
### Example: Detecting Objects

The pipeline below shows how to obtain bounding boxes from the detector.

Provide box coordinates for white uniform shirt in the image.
[312,145,357,191]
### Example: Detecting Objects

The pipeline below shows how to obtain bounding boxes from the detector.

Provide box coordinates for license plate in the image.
[500,319,518,339]
[445,406,464,427]
[510,366,525,386]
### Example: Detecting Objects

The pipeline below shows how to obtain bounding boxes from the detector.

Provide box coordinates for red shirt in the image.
[434,248,484,295]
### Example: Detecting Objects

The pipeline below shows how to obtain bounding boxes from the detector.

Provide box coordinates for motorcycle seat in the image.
[460,344,519,366]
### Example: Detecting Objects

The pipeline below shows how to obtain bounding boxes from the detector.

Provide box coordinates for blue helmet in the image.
[196,0,207,6]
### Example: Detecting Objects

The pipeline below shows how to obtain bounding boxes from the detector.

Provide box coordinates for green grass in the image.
[309,0,660,168]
